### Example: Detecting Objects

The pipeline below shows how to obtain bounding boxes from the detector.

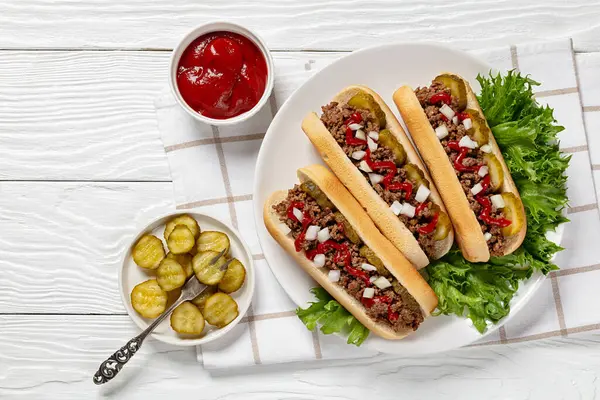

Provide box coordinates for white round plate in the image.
[253,43,564,355]
[120,212,255,346]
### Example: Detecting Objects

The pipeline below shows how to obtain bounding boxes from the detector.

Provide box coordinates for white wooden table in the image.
[2,1,600,398]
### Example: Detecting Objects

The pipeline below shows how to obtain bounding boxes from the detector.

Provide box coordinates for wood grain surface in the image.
[1,2,600,397]
[1,314,599,399]
[0,51,326,180]
[0,1,599,52]
[0,182,173,313]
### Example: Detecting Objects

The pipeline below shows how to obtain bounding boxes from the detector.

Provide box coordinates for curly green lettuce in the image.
[426,71,570,332]
[296,287,369,346]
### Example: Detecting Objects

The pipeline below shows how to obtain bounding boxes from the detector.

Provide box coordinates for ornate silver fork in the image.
[93,249,231,385]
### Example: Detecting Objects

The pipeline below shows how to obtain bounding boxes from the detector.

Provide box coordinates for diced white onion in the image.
[368,131,379,141]
[328,269,340,282]
[373,276,392,290]
[484,232,492,242]
[452,116,458,124]
[491,194,506,209]
[292,207,303,222]
[361,263,378,272]
[348,123,363,131]
[317,227,330,243]
[480,144,492,153]
[463,118,473,130]
[390,200,403,216]
[400,202,416,218]
[435,124,449,140]
[305,225,319,241]
[314,254,326,267]
[367,137,378,151]
[478,166,489,177]
[355,129,366,140]
[459,135,478,149]
[369,173,384,185]
[362,287,375,298]
[471,183,483,196]
[359,160,372,173]
[440,104,456,120]
[415,185,431,203]
[351,150,366,160]
[369,276,378,283]
[279,223,291,236]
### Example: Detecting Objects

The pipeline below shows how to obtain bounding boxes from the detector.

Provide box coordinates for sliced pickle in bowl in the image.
[433,74,467,111]
[167,225,196,254]
[166,252,194,278]
[218,258,246,294]
[203,293,239,328]
[404,163,430,189]
[156,258,187,291]
[347,91,386,128]
[483,153,504,192]
[334,212,361,244]
[164,214,201,240]
[191,286,218,312]
[132,234,165,270]
[196,231,230,254]
[130,279,168,319]
[170,301,205,335]
[301,181,335,209]
[378,129,407,166]
[501,193,525,237]
[193,250,228,285]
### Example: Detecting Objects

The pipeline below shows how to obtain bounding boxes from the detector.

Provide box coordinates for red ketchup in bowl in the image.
[176,31,268,120]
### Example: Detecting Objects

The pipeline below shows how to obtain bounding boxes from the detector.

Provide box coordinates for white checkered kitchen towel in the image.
[154,38,600,369]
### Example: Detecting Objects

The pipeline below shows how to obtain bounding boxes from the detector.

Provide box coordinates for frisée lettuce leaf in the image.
[296,287,369,346]
[426,71,569,332]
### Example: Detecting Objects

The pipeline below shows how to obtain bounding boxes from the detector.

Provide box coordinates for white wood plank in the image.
[1,314,599,399]
[0,51,330,181]
[0,181,174,313]
[0,0,598,52]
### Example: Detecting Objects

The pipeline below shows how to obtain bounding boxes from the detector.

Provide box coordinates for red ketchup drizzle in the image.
[418,213,439,235]
[415,202,428,216]
[475,196,512,227]
[286,202,314,252]
[176,31,268,119]
[361,295,398,322]
[457,112,471,121]
[429,92,452,105]
[447,140,482,173]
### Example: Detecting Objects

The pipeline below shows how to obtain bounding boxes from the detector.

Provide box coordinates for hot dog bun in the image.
[393,74,526,262]
[263,164,438,340]
[301,85,454,269]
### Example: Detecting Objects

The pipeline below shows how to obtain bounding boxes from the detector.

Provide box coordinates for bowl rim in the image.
[168,21,275,126]
[118,210,256,347]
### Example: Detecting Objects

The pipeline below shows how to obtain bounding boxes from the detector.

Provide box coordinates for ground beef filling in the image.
[415,83,507,256]
[274,185,424,332]
[320,102,438,258]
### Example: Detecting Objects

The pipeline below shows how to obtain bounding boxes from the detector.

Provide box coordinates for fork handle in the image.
[93,298,184,385]
[93,333,145,385]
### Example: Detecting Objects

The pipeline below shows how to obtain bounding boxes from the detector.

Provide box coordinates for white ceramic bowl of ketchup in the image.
[169,22,275,126]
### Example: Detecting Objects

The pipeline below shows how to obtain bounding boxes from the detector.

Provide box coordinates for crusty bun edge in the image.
[301,85,454,268]
[392,75,526,260]
[263,164,438,340]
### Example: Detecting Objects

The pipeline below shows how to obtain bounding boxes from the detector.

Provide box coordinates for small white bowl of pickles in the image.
[119,212,255,346]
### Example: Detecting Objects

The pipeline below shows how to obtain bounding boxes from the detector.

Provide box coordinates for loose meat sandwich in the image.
[263,165,437,339]
[301,86,454,269]
[393,74,526,262]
